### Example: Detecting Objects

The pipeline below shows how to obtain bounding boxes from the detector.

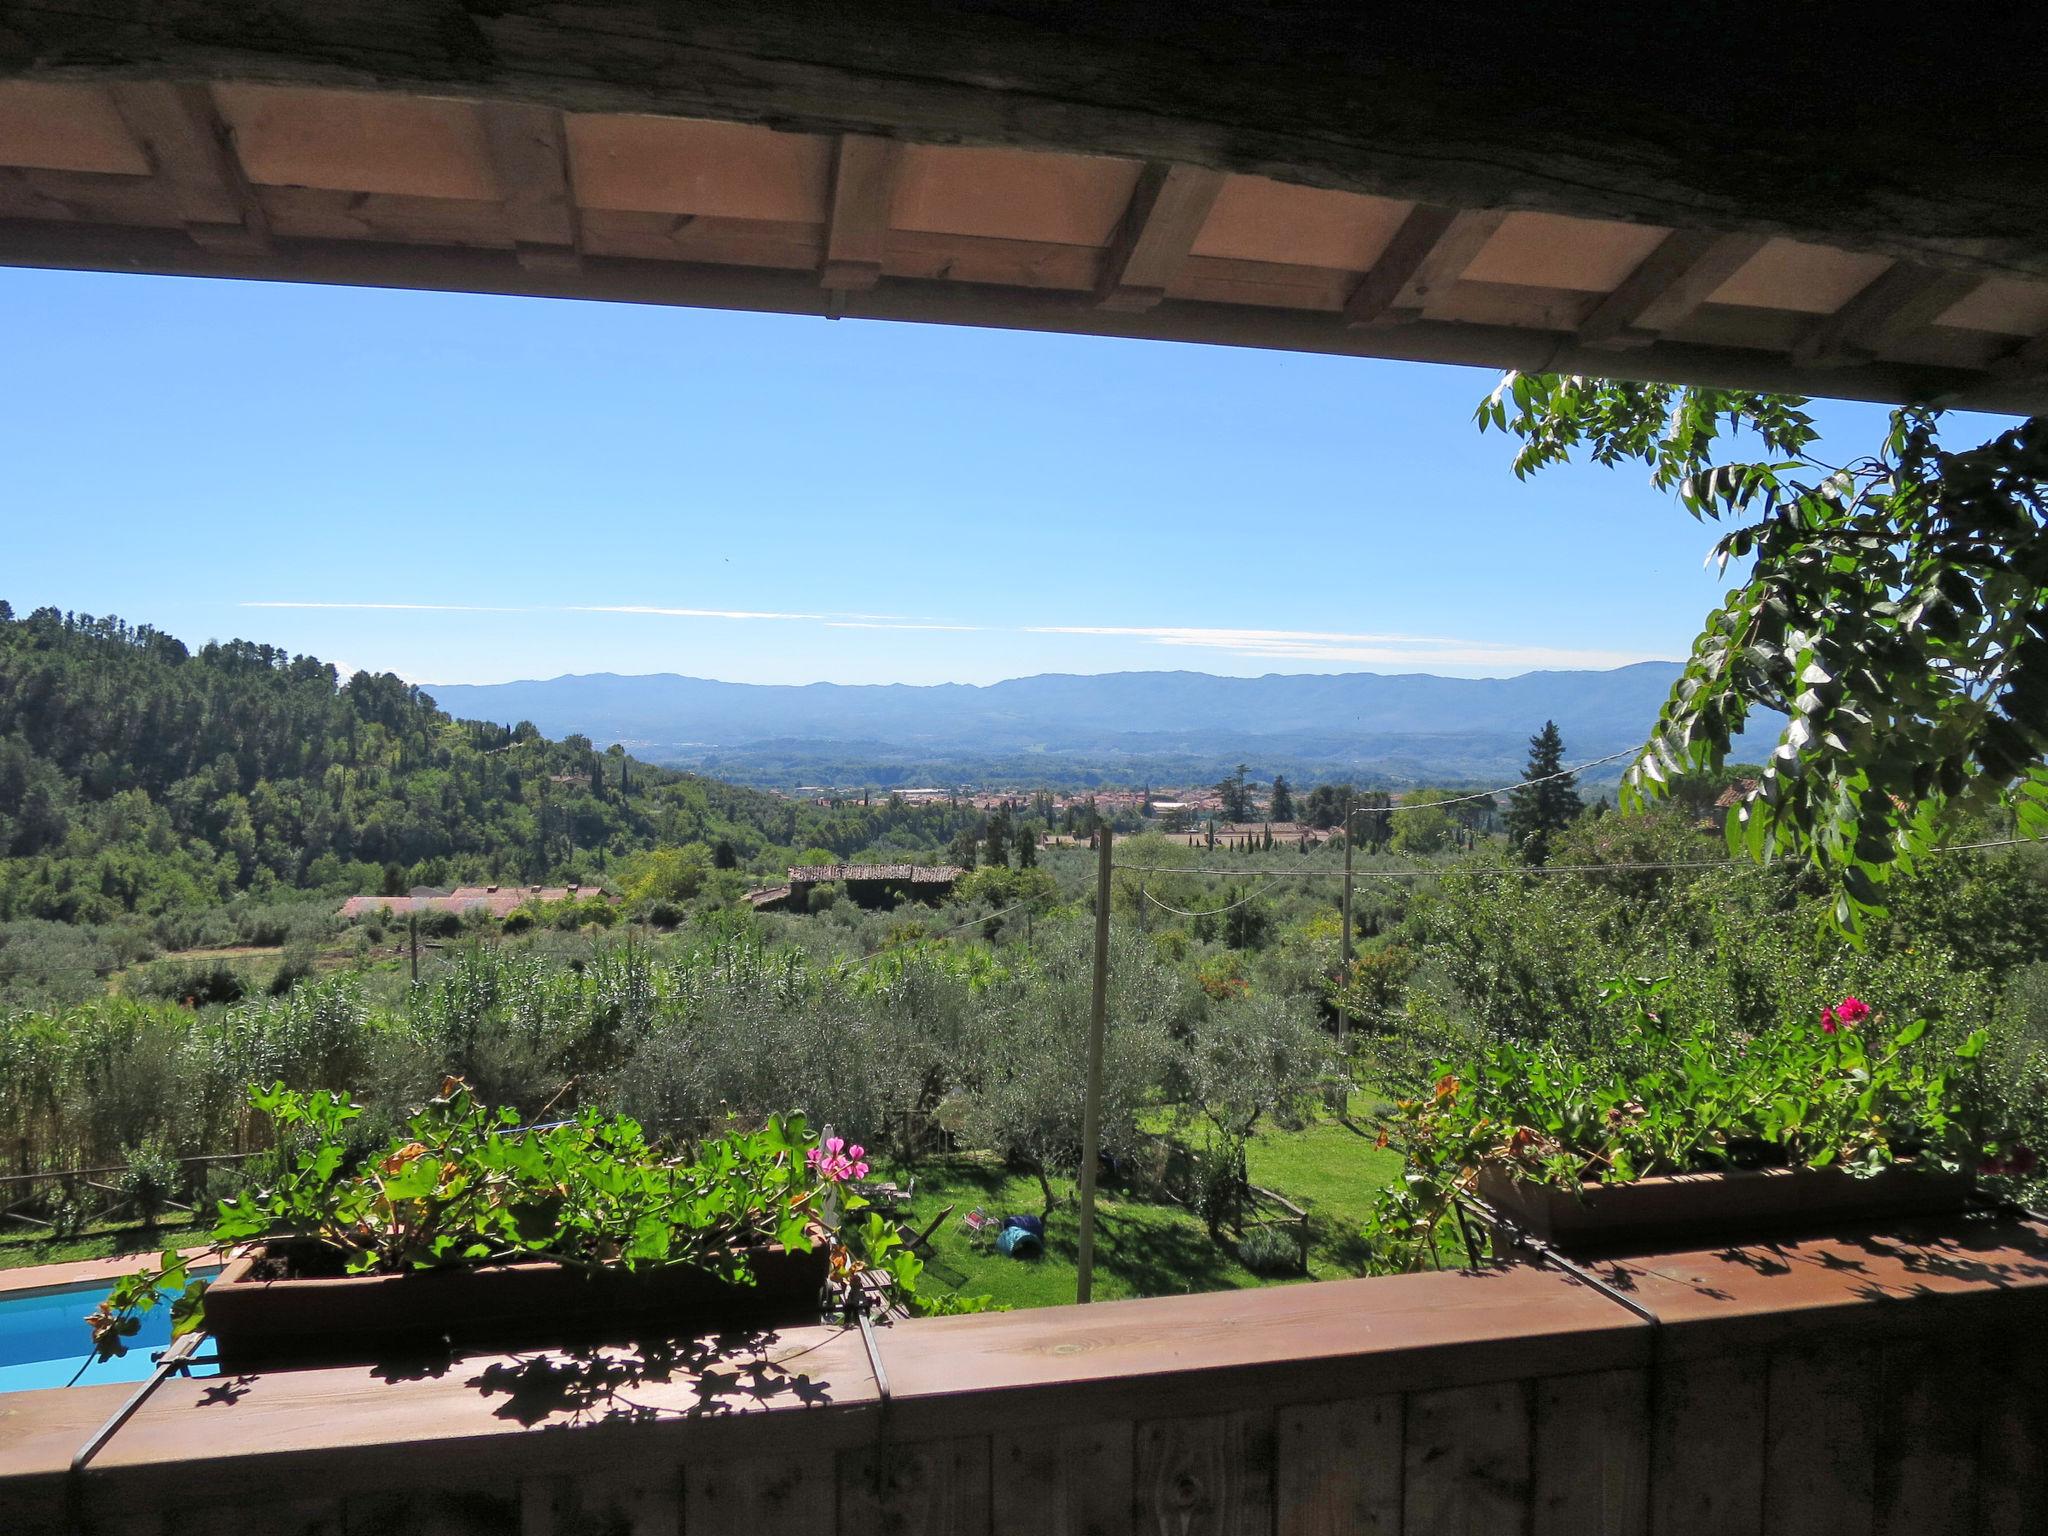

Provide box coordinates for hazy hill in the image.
[424,663,1764,788]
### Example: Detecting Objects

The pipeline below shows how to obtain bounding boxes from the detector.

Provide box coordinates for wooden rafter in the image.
[477,102,580,274]
[821,134,902,292]
[1344,208,1504,328]
[1577,231,1767,349]
[9,3,2046,284]
[1792,261,1985,368]
[1095,162,1226,313]
[107,83,269,257]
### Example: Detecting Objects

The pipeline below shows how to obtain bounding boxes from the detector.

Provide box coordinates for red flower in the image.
[1834,996,1871,1026]
[1820,1007,1839,1035]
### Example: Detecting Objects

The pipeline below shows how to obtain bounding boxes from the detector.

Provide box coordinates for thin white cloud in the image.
[241,605,1656,673]
[569,604,827,621]
[827,620,984,632]
[1026,624,1666,672]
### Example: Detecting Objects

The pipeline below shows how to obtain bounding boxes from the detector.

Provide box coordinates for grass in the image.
[883,1096,1406,1310]
[0,1216,209,1271]
[1245,1097,1404,1280]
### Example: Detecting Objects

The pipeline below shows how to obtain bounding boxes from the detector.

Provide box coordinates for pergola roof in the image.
[3,3,2045,412]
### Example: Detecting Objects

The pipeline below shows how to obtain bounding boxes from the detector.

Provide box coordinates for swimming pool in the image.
[0,1273,219,1393]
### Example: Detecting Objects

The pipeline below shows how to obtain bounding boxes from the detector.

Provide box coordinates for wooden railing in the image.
[3,1213,2045,1534]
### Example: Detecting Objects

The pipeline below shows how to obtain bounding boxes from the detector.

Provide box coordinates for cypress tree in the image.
[1504,720,1584,864]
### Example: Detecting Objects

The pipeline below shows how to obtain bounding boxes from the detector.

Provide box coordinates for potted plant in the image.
[92,1079,978,1370]
[1362,979,2025,1266]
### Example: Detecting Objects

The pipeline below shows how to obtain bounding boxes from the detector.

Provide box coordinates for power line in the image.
[1358,745,1640,815]
[1112,832,2047,882]
[1140,877,1295,919]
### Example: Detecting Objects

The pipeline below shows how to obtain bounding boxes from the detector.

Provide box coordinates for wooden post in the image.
[1077,822,1112,1304]
[409,913,419,985]
[1337,794,1353,1049]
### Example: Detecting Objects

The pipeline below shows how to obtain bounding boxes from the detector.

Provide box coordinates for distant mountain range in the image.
[424,664,1774,789]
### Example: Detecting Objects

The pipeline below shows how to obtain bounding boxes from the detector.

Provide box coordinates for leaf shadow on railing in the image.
[461,1328,842,1429]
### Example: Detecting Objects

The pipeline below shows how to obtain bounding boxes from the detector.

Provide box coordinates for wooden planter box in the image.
[205,1238,831,1369]
[1474,1161,1973,1255]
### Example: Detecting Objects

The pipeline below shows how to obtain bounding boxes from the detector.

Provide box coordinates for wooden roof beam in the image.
[1792,260,1985,368]
[1095,162,1226,313]
[1577,230,1768,349]
[107,83,268,257]
[1343,207,1505,328]
[821,134,902,294]
[478,102,580,274]
[1950,330,2048,409]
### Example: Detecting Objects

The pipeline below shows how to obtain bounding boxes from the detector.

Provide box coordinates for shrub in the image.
[1237,1223,1304,1275]
[118,1138,182,1226]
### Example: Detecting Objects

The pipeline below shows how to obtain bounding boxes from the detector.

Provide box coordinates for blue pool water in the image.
[0,1273,219,1393]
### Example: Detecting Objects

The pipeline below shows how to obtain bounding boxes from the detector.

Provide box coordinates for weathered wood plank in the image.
[1135,1411,1274,1536]
[1649,1354,1764,1536]
[1402,1381,1531,1536]
[1792,260,1984,367]
[1532,1369,1646,1536]
[1275,1395,1400,1536]
[1874,1337,1977,1536]
[1763,1345,1878,1536]
[1343,206,1503,328]
[1977,1329,2048,1536]
[1095,161,1226,312]
[821,133,901,291]
[477,100,580,273]
[686,1454,831,1536]
[107,81,271,254]
[1577,230,1766,348]
[840,1437,992,1536]
[992,1421,1133,1536]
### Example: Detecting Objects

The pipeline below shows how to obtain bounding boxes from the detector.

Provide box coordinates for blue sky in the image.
[0,265,1959,687]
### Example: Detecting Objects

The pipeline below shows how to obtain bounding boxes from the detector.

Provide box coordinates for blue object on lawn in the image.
[1002,1214,1045,1238]
[995,1225,1042,1259]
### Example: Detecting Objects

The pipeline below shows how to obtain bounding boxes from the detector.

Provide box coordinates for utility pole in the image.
[408,913,420,986]
[1337,792,1354,1050]
[1077,822,1112,1304]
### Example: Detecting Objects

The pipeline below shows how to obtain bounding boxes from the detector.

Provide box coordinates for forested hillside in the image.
[0,604,979,922]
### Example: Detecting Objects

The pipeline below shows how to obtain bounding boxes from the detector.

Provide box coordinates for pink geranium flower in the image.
[1834,996,1871,1025]
[1820,1006,1839,1034]
[805,1136,871,1184]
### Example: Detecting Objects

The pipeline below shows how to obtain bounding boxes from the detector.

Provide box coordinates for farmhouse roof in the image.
[787,865,967,885]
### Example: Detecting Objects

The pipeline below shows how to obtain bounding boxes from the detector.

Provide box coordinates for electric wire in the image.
[1138,877,1295,919]
[1111,832,2047,880]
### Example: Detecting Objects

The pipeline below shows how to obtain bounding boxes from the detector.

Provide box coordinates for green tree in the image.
[1479,377,2048,929]
[984,807,1011,869]
[1302,782,1355,831]
[1391,790,1457,857]
[1270,775,1295,821]
[1503,721,1582,864]
[1216,764,1254,821]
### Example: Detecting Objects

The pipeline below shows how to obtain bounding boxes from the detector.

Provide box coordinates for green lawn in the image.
[0,1216,208,1271]
[1245,1098,1404,1280]
[884,1100,1404,1311]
